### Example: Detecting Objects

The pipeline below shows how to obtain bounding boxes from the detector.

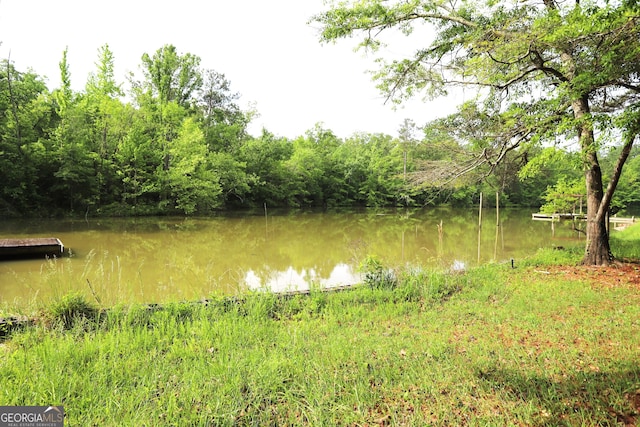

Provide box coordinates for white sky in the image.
[0,0,461,139]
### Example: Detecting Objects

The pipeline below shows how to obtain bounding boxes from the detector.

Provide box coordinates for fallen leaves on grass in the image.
[538,262,640,289]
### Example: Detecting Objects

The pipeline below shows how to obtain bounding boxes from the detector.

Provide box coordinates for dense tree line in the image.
[1,43,639,217]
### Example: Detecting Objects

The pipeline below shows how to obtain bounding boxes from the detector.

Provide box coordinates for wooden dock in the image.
[532,213,636,229]
[609,216,638,229]
[532,213,586,222]
[0,238,65,258]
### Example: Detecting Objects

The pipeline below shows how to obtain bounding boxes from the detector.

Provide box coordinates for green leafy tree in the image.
[209,151,254,207]
[314,0,640,265]
[47,48,102,212]
[192,69,252,207]
[306,125,348,206]
[616,154,640,212]
[336,132,404,206]
[166,117,222,214]
[114,117,162,213]
[332,137,367,205]
[515,147,583,207]
[238,130,293,206]
[396,119,417,205]
[52,47,72,117]
[86,44,123,99]
[136,44,202,109]
[600,146,640,213]
[197,69,248,152]
[49,104,99,212]
[540,176,586,214]
[82,44,130,210]
[118,99,187,211]
[284,125,346,207]
[130,45,208,209]
[0,60,52,213]
[285,136,325,206]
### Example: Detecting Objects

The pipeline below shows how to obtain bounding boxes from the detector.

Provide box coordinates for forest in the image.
[1,43,639,217]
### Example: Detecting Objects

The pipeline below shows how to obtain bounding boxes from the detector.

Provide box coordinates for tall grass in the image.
[1,254,638,425]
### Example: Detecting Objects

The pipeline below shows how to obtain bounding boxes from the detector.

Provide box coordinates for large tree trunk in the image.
[573,96,613,265]
[584,212,612,265]
[584,161,612,265]
[586,129,636,265]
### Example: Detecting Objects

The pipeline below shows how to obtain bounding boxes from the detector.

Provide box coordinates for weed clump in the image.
[360,255,398,289]
[42,293,100,329]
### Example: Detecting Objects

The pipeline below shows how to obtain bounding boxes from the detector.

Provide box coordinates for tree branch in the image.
[597,134,636,222]
[529,49,569,83]
[616,81,640,92]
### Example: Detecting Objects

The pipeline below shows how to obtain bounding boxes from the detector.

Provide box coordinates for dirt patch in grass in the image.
[539,262,640,290]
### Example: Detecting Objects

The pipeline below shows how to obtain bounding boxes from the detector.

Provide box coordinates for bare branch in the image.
[408,157,489,188]
[616,81,640,93]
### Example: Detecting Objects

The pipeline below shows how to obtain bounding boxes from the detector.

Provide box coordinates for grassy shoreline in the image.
[1,230,639,425]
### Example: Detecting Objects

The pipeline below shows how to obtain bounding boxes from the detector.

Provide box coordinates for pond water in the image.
[0,207,581,306]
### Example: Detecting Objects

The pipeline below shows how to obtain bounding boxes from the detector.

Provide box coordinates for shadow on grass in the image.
[476,363,640,425]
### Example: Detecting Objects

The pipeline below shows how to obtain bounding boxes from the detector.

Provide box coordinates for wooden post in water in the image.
[264,202,268,237]
[437,220,443,257]
[477,192,483,264]
[579,196,583,215]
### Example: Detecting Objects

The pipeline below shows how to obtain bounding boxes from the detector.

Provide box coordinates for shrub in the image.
[359,255,398,289]
[43,293,99,329]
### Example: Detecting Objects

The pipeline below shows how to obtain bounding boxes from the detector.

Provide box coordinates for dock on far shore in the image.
[532,213,587,222]
[532,213,637,230]
[0,237,65,258]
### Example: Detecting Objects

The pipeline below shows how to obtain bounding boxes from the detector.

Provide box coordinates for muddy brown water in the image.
[0,207,581,307]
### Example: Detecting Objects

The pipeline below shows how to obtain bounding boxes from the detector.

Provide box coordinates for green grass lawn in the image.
[0,229,639,426]
[611,220,640,260]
